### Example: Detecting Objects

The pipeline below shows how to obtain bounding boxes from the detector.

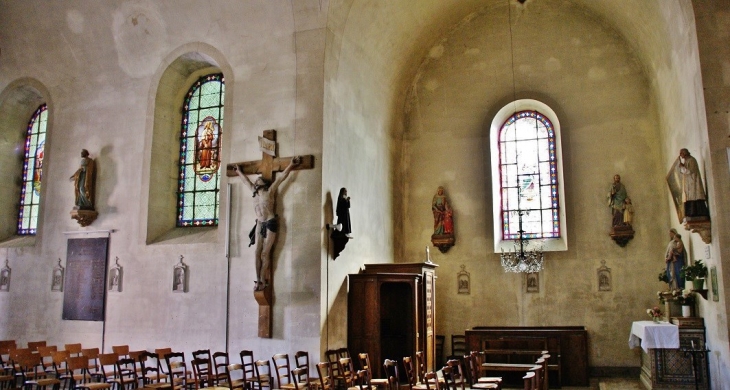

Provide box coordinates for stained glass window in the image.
[498,110,560,240]
[18,104,47,235]
[177,73,224,227]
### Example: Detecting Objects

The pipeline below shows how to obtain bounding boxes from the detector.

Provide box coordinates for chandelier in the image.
[500,210,544,273]
[501,180,545,272]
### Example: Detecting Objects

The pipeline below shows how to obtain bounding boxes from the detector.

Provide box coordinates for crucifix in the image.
[226,129,314,338]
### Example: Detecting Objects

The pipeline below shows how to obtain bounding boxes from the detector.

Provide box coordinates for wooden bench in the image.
[466,327,589,388]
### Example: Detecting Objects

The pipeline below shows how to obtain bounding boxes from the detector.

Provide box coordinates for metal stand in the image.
[681,344,710,390]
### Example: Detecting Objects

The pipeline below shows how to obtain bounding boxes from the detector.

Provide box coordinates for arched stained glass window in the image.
[18,104,47,235]
[177,73,224,227]
[499,110,560,240]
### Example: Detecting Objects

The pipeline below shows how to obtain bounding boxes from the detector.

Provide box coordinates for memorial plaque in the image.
[62,237,108,321]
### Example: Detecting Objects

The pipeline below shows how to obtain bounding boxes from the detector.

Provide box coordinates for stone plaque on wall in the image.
[62,237,108,321]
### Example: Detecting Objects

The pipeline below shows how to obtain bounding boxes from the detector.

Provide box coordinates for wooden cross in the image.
[226,130,314,180]
[226,129,314,338]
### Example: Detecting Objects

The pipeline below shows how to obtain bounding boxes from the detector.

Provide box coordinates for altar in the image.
[629,319,709,389]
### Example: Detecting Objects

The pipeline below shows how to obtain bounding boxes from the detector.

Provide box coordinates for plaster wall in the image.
[0,0,325,359]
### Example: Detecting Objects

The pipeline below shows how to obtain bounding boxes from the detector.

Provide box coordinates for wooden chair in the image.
[15,351,62,390]
[420,372,441,390]
[154,349,173,380]
[81,349,102,378]
[401,357,421,390]
[443,360,471,390]
[356,354,387,389]
[314,362,333,390]
[116,358,139,390]
[129,351,146,378]
[67,355,112,390]
[98,353,122,390]
[462,354,499,390]
[50,350,71,388]
[434,337,445,369]
[324,351,340,387]
[293,351,319,390]
[272,354,294,390]
[290,367,311,390]
[112,346,130,360]
[165,352,191,390]
[138,351,170,390]
[449,336,465,361]
[336,358,357,390]
[252,360,272,390]
[191,357,213,389]
[191,349,211,387]
[355,370,375,390]
[27,341,47,353]
[37,345,58,374]
[211,352,229,388]
[66,344,83,358]
[239,351,256,390]
[219,363,245,390]
[381,360,399,390]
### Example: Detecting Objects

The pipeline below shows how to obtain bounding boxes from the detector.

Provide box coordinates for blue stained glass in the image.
[498,110,560,240]
[177,73,224,227]
[17,104,47,235]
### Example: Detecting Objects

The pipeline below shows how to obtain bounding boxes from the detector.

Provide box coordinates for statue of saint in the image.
[70,149,96,210]
[235,156,301,291]
[336,188,352,238]
[664,228,686,289]
[432,186,453,235]
[607,174,628,227]
[676,148,709,219]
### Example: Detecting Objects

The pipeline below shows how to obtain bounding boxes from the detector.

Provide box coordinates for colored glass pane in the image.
[18,104,47,235]
[498,110,560,240]
[177,73,224,227]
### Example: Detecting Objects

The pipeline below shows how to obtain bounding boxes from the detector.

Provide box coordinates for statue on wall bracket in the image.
[70,149,98,227]
[607,174,634,247]
[431,186,455,253]
[666,148,711,243]
[329,187,353,260]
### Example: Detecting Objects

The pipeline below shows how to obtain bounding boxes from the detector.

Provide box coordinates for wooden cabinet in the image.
[348,262,437,378]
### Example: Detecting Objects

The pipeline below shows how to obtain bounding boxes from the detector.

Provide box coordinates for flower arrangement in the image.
[657,269,670,284]
[647,306,664,322]
[681,259,708,281]
[675,289,696,306]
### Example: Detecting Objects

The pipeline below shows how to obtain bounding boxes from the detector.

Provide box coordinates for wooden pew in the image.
[466,327,589,387]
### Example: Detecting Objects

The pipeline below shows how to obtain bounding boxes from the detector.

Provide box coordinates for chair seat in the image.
[471,384,499,390]
[76,382,113,390]
[370,378,389,386]
[477,377,502,383]
[28,378,62,387]
[280,384,296,390]
[141,384,173,390]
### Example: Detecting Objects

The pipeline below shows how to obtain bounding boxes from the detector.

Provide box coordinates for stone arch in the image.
[0,78,53,244]
[141,43,235,244]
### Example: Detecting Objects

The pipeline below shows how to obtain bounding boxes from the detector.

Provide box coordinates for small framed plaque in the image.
[52,259,65,292]
[173,255,188,293]
[457,265,470,295]
[108,257,123,292]
[0,259,10,292]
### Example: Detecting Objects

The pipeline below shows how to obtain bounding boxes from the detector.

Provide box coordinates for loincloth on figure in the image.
[248,216,279,247]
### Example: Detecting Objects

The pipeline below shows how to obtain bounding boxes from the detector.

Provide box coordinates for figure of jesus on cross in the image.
[234,156,300,291]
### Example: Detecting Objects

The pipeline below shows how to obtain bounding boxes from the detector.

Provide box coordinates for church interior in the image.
[1,0,729,388]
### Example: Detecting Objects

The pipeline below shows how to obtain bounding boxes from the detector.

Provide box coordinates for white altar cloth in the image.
[629,320,679,352]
